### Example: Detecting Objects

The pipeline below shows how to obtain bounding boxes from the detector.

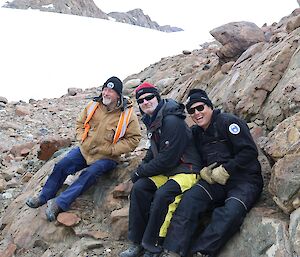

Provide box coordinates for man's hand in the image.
[211,165,230,185]
[131,171,140,183]
[200,162,217,184]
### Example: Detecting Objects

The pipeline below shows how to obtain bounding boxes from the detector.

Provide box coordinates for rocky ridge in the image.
[2,0,182,32]
[0,7,300,257]
[108,8,182,33]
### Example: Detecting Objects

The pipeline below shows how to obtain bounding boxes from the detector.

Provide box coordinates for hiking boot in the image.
[45,199,62,222]
[26,196,43,208]
[161,251,181,257]
[143,251,162,257]
[119,243,144,257]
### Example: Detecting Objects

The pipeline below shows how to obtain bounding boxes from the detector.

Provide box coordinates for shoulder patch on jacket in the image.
[229,123,240,135]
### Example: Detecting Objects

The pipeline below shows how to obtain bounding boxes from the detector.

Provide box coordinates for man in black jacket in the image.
[162,89,263,257]
[120,83,202,257]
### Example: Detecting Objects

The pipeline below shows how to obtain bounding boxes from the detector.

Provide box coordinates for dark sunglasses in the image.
[187,104,205,114]
[137,94,156,104]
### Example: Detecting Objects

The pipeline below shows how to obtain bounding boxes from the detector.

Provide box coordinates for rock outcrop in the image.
[0,7,299,257]
[210,21,266,63]
[108,8,182,32]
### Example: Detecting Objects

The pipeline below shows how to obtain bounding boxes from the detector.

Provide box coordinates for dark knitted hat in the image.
[186,89,213,111]
[102,76,123,96]
[135,82,161,101]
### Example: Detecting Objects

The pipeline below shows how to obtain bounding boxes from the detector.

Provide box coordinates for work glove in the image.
[211,165,230,185]
[200,162,218,184]
[130,170,140,183]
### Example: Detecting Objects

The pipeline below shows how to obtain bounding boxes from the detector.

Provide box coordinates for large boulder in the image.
[268,153,300,214]
[209,27,299,125]
[262,112,300,160]
[220,207,293,257]
[210,21,266,62]
[262,38,300,130]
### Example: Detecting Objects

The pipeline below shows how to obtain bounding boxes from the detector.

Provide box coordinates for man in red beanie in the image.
[120,83,202,257]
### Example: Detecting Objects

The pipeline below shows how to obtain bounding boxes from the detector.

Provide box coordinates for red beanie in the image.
[135,82,160,99]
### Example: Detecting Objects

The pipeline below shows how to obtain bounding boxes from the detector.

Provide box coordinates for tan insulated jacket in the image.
[76,97,141,165]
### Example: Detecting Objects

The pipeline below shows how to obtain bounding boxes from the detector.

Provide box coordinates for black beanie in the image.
[186,89,213,111]
[102,76,123,96]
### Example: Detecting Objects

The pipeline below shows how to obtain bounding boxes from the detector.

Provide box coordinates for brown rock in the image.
[0,178,7,192]
[263,112,300,160]
[20,147,31,156]
[111,206,129,222]
[0,243,17,257]
[15,105,31,116]
[113,181,132,198]
[67,87,83,96]
[287,127,300,144]
[10,142,35,157]
[268,153,300,214]
[221,61,234,74]
[210,21,265,61]
[38,136,72,161]
[76,230,109,239]
[21,172,33,183]
[110,207,129,240]
[286,14,300,32]
[57,212,81,227]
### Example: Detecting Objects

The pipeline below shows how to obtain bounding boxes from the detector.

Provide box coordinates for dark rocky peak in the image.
[3,0,109,19]
[108,8,183,32]
[2,0,183,32]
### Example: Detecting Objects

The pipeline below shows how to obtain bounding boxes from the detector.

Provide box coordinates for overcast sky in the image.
[95,0,299,33]
[0,1,298,102]
[0,8,202,102]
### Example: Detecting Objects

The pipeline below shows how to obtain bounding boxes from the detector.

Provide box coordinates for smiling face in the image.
[137,92,159,115]
[189,102,213,130]
[102,87,119,108]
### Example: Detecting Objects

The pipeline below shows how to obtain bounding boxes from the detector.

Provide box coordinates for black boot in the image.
[119,243,144,257]
[161,251,181,257]
[45,199,62,222]
[143,251,162,257]
[26,196,43,208]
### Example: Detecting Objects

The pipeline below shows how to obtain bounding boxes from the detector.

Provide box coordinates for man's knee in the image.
[132,178,156,192]
[218,198,247,227]
[154,181,180,203]
[53,156,73,172]
[225,198,247,214]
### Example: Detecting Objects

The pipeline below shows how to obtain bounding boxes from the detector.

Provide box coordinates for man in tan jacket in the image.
[26,76,141,221]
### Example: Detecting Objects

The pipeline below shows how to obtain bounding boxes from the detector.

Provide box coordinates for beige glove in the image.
[211,165,230,185]
[200,162,218,184]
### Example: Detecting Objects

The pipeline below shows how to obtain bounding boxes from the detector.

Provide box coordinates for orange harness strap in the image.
[81,101,133,144]
[113,107,133,144]
[81,101,99,143]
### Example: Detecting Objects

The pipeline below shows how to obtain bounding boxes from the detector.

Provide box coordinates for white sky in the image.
[0,8,202,102]
[95,0,299,32]
[0,1,298,102]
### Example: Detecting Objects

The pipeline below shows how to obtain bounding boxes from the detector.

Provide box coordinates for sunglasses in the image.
[137,94,156,104]
[187,104,205,114]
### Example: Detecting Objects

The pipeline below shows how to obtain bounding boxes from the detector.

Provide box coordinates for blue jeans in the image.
[39,147,117,211]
